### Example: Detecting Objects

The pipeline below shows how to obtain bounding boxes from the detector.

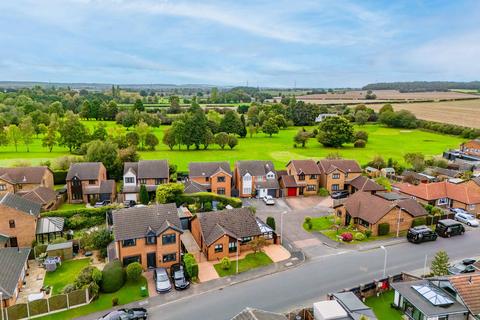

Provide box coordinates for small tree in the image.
[220,257,231,270]
[266,217,276,230]
[431,250,450,276]
[126,262,143,282]
[227,134,238,149]
[156,183,184,204]
[250,237,267,254]
[139,184,149,205]
[261,118,279,137]
[214,132,229,149]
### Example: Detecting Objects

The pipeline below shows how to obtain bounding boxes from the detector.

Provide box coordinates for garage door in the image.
[287,188,297,197]
[125,193,137,201]
[267,189,277,197]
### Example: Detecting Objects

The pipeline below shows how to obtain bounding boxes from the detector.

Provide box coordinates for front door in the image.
[147,252,156,269]
[345,214,351,226]
[299,187,304,195]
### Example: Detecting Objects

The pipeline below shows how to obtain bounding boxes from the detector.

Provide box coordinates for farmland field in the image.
[0,122,464,171]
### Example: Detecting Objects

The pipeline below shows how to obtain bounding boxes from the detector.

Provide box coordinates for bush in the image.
[266,217,276,231]
[378,223,390,236]
[318,188,329,197]
[220,257,231,270]
[354,232,366,241]
[177,192,242,208]
[364,230,372,238]
[411,217,427,227]
[354,139,366,148]
[53,170,68,185]
[354,130,369,142]
[112,297,119,306]
[42,206,113,230]
[62,284,76,294]
[75,266,102,289]
[203,202,213,212]
[304,216,313,230]
[126,262,143,282]
[183,253,199,280]
[101,260,126,293]
[341,232,353,242]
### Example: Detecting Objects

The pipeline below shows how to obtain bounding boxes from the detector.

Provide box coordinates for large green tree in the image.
[58,111,89,152]
[261,118,279,137]
[220,110,243,135]
[85,140,119,176]
[317,116,354,147]
[19,116,35,152]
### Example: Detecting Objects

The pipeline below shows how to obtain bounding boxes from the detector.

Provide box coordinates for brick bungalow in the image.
[0,248,31,307]
[0,166,54,196]
[121,160,169,202]
[394,180,480,216]
[111,203,183,270]
[66,162,116,204]
[317,159,362,193]
[191,208,275,261]
[347,175,385,195]
[284,160,321,196]
[187,162,232,197]
[20,186,58,211]
[334,191,427,236]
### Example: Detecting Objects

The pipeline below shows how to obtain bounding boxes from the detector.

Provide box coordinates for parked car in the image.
[454,212,479,227]
[435,219,465,238]
[154,267,172,293]
[94,200,111,208]
[262,195,275,205]
[331,190,349,199]
[123,200,136,208]
[98,308,148,319]
[407,226,437,243]
[449,207,469,215]
[170,263,190,290]
[448,258,478,275]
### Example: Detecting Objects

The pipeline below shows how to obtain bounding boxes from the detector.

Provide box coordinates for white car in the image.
[455,212,479,227]
[262,195,275,205]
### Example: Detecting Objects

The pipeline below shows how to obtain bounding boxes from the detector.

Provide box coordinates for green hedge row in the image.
[177,192,242,208]
[417,119,480,138]
[378,223,390,236]
[53,170,68,185]
[183,253,199,280]
[42,207,113,230]
[411,217,427,228]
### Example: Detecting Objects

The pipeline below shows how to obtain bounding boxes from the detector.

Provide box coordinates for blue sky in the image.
[0,0,479,87]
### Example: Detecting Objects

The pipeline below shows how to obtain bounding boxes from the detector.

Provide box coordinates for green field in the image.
[0,122,464,171]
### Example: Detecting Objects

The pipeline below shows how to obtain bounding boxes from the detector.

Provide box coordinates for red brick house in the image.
[187,162,232,197]
[66,162,116,204]
[317,160,362,193]
[0,166,54,196]
[283,160,321,196]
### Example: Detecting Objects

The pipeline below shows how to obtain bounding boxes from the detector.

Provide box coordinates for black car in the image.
[407,225,437,243]
[448,258,478,275]
[98,308,148,320]
[435,219,465,238]
[123,200,136,208]
[331,190,349,199]
[170,263,190,290]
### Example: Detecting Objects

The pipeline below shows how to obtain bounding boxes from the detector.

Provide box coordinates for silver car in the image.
[154,268,172,293]
[262,195,275,205]
[455,212,479,227]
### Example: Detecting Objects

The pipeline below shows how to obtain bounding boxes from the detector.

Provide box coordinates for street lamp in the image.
[380,245,388,278]
[280,211,287,245]
[236,239,239,274]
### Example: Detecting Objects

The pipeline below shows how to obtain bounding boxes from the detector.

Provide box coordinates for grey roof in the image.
[255,179,279,190]
[392,280,468,317]
[375,192,408,201]
[20,186,57,205]
[0,193,42,217]
[189,161,232,178]
[112,203,183,241]
[333,292,377,320]
[124,160,169,179]
[84,180,115,195]
[0,247,31,298]
[236,161,276,177]
[66,162,103,180]
[231,307,287,320]
[430,167,462,178]
[0,166,51,184]
[197,208,262,246]
[36,217,65,235]
[46,241,72,251]
[184,181,208,194]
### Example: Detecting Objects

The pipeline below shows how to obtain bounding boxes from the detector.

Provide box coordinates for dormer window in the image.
[125,177,135,184]
[146,235,157,245]
[298,173,305,181]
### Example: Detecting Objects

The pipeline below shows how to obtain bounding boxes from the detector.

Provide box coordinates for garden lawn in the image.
[303,216,334,231]
[214,252,273,277]
[44,258,91,295]
[365,290,404,320]
[37,277,148,320]
[55,202,85,211]
[321,229,407,244]
[0,122,464,171]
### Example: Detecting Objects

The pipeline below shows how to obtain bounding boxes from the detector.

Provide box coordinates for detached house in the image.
[122,160,169,202]
[186,162,232,196]
[282,160,321,196]
[111,203,183,270]
[234,161,279,198]
[191,208,275,261]
[0,166,54,196]
[66,162,116,204]
[317,159,362,193]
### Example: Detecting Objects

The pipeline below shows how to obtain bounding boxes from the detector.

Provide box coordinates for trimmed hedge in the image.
[183,253,199,280]
[177,192,242,208]
[101,260,126,293]
[378,223,390,236]
[53,170,68,185]
[412,217,427,227]
[42,206,113,230]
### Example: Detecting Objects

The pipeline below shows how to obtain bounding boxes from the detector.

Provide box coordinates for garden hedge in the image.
[42,206,113,230]
[177,192,242,208]
[53,170,68,185]
[183,253,199,280]
[411,217,427,227]
[378,223,390,236]
[101,260,126,293]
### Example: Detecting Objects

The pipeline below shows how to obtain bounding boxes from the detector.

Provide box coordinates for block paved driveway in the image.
[245,196,342,258]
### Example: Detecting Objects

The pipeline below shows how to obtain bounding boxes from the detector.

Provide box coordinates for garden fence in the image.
[425,213,455,226]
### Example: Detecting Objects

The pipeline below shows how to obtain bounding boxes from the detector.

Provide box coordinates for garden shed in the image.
[46,241,73,260]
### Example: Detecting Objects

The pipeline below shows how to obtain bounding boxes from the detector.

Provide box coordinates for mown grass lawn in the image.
[365,290,404,320]
[214,252,273,277]
[37,277,148,320]
[55,202,86,211]
[0,122,464,171]
[321,228,407,244]
[303,216,334,231]
[44,258,91,295]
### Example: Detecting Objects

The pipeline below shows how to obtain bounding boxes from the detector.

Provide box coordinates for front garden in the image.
[214,252,273,277]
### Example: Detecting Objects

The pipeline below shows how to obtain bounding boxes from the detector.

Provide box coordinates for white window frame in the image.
[437,198,449,205]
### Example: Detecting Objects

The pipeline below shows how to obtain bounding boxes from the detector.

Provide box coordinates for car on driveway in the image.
[94,200,111,208]
[170,263,190,290]
[449,207,469,215]
[454,212,479,227]
[448,258,478,275]
[435,219,465,237]
[331,190,349,199]
[154,268,172,293]
[407,225,437,243]
[262,195,275,205]
[98,308,148,319]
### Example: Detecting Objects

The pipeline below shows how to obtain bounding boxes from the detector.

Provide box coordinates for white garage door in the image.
[125,193,137,201]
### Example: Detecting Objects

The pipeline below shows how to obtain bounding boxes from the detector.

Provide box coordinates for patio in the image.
[16,261,47,304]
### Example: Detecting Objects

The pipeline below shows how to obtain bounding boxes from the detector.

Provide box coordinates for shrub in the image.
[355,232,366,241]
[341,232,353,242]
[354,139,366,148]
[304,216,313,230]
[183,253,199,280]
[62,284,76,294]
[378,223,390,236]
[177,192,242,208]
[75,266,102,288]
[42,206,113,230]
[220,257,231,270]
[411,217,427,228]
[318,188,329,197]
[203,202,213,212]
[126,262,143,282]
[364,230,372,238]
[112,297,119,306]
[101,260,126,293]
[354,130,369,142]
[266,217,276,231]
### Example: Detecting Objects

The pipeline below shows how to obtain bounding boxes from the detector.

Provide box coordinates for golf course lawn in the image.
[0,122,465,171]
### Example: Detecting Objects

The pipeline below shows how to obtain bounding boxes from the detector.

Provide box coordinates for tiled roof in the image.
[184,181,208,194]
[450,274,480,316]
[0,193,42,217]
[189,162,232,178]
[197,208,262,246]
[84,180,115,195]
[124,160,169,179]
[0,166,51,185]
[112,203,182,241]
[231,307,287,320]
[236,161,275,177]
[348,175,385,192]
[66,162,102,180]
[0,248,31,298]
[317,159,362,174]
[20,186,57,205]
[287,160,321,175]
[280,175,299,188]
[394,181,480,204]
